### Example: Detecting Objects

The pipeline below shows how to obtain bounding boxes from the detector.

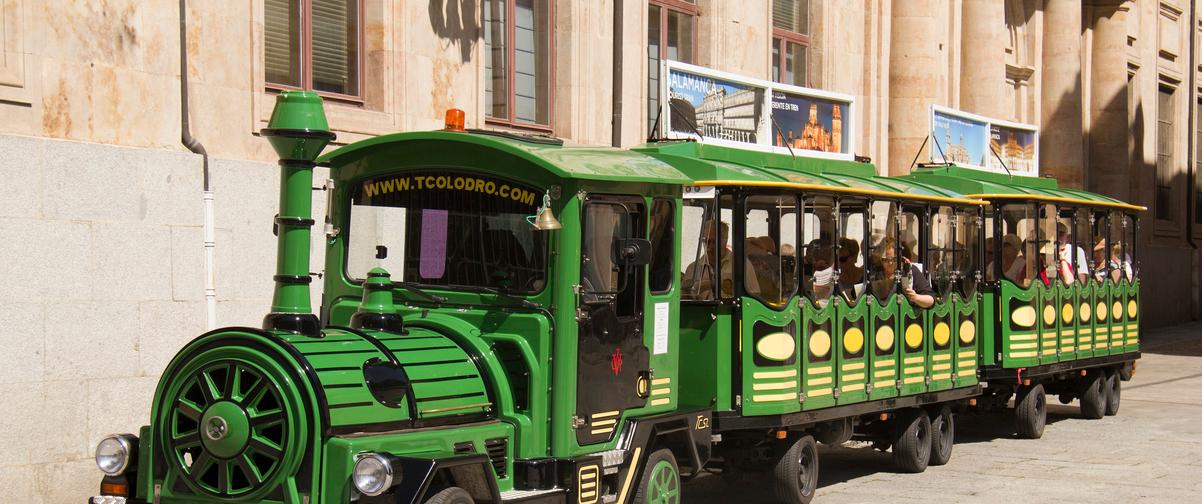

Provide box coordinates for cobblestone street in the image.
[684,322,1202,503]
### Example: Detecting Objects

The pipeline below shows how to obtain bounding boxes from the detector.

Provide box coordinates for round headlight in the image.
[95,435,132,476]
[353,453,398,497]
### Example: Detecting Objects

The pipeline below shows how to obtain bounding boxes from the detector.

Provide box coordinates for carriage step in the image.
[500,488,566,503]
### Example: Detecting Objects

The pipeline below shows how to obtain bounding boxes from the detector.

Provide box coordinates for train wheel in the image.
[772,435,818,504]
[423,487,473,504]
[1079,370,1106,420]
[1104,370,1121,416]
[891,410,931,473]
[1015,384,1046,439]
[633,449,680,504]
[927,406,954,466]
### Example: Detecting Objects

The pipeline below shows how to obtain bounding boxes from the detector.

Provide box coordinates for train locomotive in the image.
[89,92,1140,504]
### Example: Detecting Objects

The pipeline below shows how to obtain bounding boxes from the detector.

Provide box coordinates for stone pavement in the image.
[684,322,1202,503]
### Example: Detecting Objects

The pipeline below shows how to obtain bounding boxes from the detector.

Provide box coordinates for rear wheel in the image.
[1104,370,1121,416]
[891,410,931,473]
[1015,383,1046,439]
[423,487,473,504]
[633,449,680,504]
[772,435,818,504]
[928,406,954,466]
[1079,370,1105,420]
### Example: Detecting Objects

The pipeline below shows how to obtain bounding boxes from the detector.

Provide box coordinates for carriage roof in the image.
[902,164,1146,212]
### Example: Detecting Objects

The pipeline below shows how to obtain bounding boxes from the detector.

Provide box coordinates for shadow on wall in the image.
[429,0,480,63]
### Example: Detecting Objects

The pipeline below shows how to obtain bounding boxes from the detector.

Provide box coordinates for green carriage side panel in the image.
[741,297,803,416]
[927,298,956,391]
[1077,282,1097,358]
[868,295,900,400]
[801,299,837,410]
[999,281,1040,368]
[835,296,870,404]
[954,294,980,386]
[1111,279,1132,354]
[1057,282,1079,361]
[1038,284,1059,365]
[898,298,927,396]
[679,304,732,410]
[979,291,998,366]
[1124,280,1141,352]
[1094,282,1114,355]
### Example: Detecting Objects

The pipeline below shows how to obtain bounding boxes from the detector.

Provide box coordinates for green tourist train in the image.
[89,92,1141,504]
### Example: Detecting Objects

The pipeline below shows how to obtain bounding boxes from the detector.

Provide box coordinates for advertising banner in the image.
[929,105,1038,176]
[661,61,855,160]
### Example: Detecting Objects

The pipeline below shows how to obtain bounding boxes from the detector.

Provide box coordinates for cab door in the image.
[576,197,651,445]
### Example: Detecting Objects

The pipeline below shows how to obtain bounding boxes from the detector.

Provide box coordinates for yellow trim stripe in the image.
[1063,346,1076,352]
[958,350,976,359]
[1041,349,1056,356]
[1060,331,1075,338]
[1009,333,1038,341]
[591,427,614,435]
[904,366,924,375]
[1011,342,1037,349]
[652,377,671,386]
[931,373,951,381]
[809,366,833,375]
[932,354,951,362]
[964,193,1146,211]
[693,180,987,206]
[1011,351,1038,358]
[592,419,617,427]
[842,372,865,382]
[932,363,951,371]
[808,377,833,386]
[903,376,925,384]
[875,359,896,368]
[904,356,925,364]
[1079,328,1093,335]
[874,370,896,379]
[843,383,865,392]
[1126,323,1139,330]
[808,388,832,397]
[752,392,796,402]
[1042,340,1057,348]
[842,362,866,371]
[650,397,670,406]
[651,387,671,396]
[592,410,620,419]
[615,447,642,504]
[753,369,797,379]
[753,380,798,391]
[1080,336,1093,343]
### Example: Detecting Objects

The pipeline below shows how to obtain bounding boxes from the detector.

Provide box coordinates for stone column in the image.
[1040,0,1086,188]
[1087,1,1130,202]
[960,0,1008,118]
[887,2,941,176]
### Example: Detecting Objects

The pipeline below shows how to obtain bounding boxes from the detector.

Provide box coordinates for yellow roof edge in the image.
[691,180,987,206]
[965,193,1147,212]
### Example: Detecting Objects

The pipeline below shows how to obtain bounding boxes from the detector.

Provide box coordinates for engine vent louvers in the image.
[494,341,530,412]
[485,437,508,479]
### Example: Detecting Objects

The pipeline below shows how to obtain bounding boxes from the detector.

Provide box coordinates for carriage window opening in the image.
[649,199,675,294]
[1056,210,1085,285]
[984,212,997,282]
[928,207,954,296]
[1123,214,1137,281]
[1091,211,1110,283]
[998,204,1035,287]
[838,202,867,302]
[582,201,646,316]
[898,209,921,265]
[868,200,898,301]
[957,208,981,297]
[802,196,836,307]
[680,200,713,300]
[1110,211,1130,282]
[744,194,798,306]
[1073,210,1093,283]
[347,172,546,292]
[1034,203,1059,286]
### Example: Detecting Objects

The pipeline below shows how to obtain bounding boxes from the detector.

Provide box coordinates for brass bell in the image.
[531,192,562,231]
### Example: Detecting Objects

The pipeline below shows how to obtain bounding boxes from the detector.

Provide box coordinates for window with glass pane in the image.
[1123,215,1137,281]
[802,196,835,306]
[957,209,981,296]
[265,0,360,98]
[649,199,675,293]
[1073,210,1093,283]
[680,200,712,300]
[744,194,799,306]
[928,207,954,296]
[1091,211,1109,283]
[999,204,1035,287]
[485,0,551,127]
[1109,211,1129,282]
[868,200,897,301]
[771,0,809,86]
[838,201,867,302]
[648,1,697,136]
[1156,86,1175,222]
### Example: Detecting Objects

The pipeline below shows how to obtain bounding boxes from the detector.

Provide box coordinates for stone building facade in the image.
[0,0,1198,500]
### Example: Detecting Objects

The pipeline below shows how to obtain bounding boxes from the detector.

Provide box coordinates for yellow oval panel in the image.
[844,327,865,355]
[1097,302,1108,321]
[933,322,951,346]
[1043,304,1056,326]
[756,331,796,362]
[1113,302,1123,320]
[904,324,923,349]
[1011,305,1037,328]
[875,325,895,352]
[809,330,831,359]
[1080,302,1092,322]
[1062,304,1074,324]
[1128,300,1138,319]
[959,319,976,345]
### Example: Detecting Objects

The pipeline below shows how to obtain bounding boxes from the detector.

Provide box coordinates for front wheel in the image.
[424,487,474,504]
[891,410,931,473]
[1104,370,1121,416]
[772,435,818,504]
[928,406,954,466]
[633,449,680,504]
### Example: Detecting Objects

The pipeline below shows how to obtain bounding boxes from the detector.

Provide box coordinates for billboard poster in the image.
[929,105,1038,176]
[666,66,764,143]
[988,124,1036,175]
[660,61,856,160]
[770,91,850,154]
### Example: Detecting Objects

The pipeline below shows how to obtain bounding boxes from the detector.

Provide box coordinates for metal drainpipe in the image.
[179,0,217,329]
[611,0,624,147]
[1189,0,1198,319]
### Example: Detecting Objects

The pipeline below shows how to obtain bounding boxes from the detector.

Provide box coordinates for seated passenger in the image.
[805,239,835,307]
[1092,238,1109,282]
[879,238,935,308]
[1110,244,1132,282]
[681,221,759,299]
[837,238,866,299]
[1055,223,1089,284]
[990,234,1026,284]
[746,236,780,301]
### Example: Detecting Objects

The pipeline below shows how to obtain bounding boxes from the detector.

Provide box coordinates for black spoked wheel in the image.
[424,487,474,504]
[891,410,931,473]
[1015,383,1046,439]
[1079,370,1106,420]
[772,435,818,504]
[1104,370,1121,416]
[928,406,954,466]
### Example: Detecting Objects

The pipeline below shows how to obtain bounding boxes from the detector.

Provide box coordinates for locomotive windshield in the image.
[346,170,548,293]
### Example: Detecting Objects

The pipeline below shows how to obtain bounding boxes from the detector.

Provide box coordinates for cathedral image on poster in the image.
[770,91,848,154]
[988,124,1036,175]
[931,110,988,166]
